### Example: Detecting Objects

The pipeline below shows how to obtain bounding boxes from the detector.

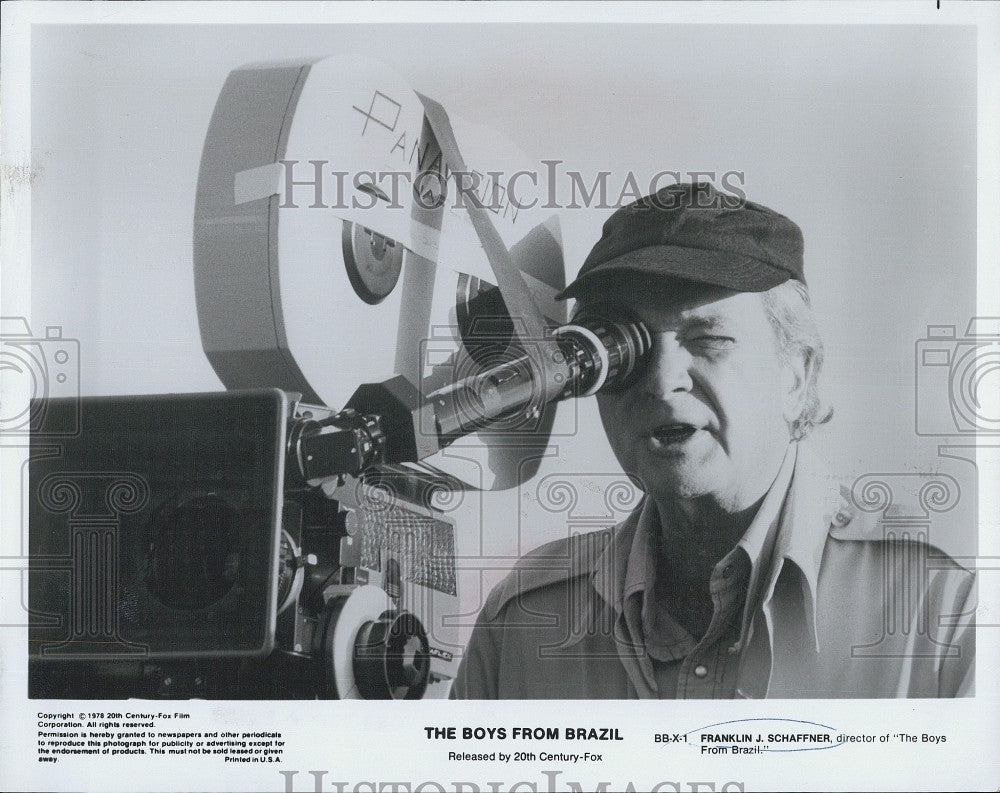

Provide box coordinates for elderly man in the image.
[450,183,975,699]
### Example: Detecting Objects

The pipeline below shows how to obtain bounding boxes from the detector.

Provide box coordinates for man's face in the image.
[593,280,805,513]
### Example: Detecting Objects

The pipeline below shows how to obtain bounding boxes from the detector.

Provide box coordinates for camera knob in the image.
[352,610,430,700]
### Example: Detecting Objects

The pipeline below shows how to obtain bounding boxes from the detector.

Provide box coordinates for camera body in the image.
[28,53,573,700]
[28,390,459,699]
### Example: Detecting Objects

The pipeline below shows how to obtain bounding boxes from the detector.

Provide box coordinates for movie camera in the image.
[28,55,650,699]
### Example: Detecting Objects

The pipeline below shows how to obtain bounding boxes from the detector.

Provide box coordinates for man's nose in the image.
[640,335,694,396]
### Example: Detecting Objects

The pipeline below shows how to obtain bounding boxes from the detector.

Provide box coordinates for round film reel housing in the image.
[315,585,429,699]
[193,55,567,490]
[353,610,430,700]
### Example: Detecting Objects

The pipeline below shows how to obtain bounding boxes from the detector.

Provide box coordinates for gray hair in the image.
[760,279,833,440]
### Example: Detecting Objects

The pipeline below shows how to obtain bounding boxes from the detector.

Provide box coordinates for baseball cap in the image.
[556,182,804,300]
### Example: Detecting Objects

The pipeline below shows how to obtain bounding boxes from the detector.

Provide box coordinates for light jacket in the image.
[450,446,975,698]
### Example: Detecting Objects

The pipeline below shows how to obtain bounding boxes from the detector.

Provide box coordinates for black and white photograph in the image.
[1,2,998,792]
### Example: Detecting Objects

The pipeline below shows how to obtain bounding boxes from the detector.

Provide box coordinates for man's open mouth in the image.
[651,423,699,444]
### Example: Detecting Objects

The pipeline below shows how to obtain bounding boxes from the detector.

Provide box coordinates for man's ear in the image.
[781,349,813,426]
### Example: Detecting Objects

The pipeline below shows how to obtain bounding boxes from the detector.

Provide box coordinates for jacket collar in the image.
[591,501,643,617]
[768,443,842,653]
[586,443,838,674]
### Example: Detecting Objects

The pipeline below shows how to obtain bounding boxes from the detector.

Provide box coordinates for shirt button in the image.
[693,664,708,678]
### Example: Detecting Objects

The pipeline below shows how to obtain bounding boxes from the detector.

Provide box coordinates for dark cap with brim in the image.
[557,182,804,301]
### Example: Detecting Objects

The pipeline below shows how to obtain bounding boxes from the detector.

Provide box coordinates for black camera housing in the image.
[28,390,438,699]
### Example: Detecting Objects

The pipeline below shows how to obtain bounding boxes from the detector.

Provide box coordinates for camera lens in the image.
[555,307,652,396]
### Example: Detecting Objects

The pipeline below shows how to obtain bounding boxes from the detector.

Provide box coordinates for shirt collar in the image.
[610,444,797,607]
[621,498,658,605]
[765,443,843,652]
[739,444,797,568]
[589,443,837,656]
